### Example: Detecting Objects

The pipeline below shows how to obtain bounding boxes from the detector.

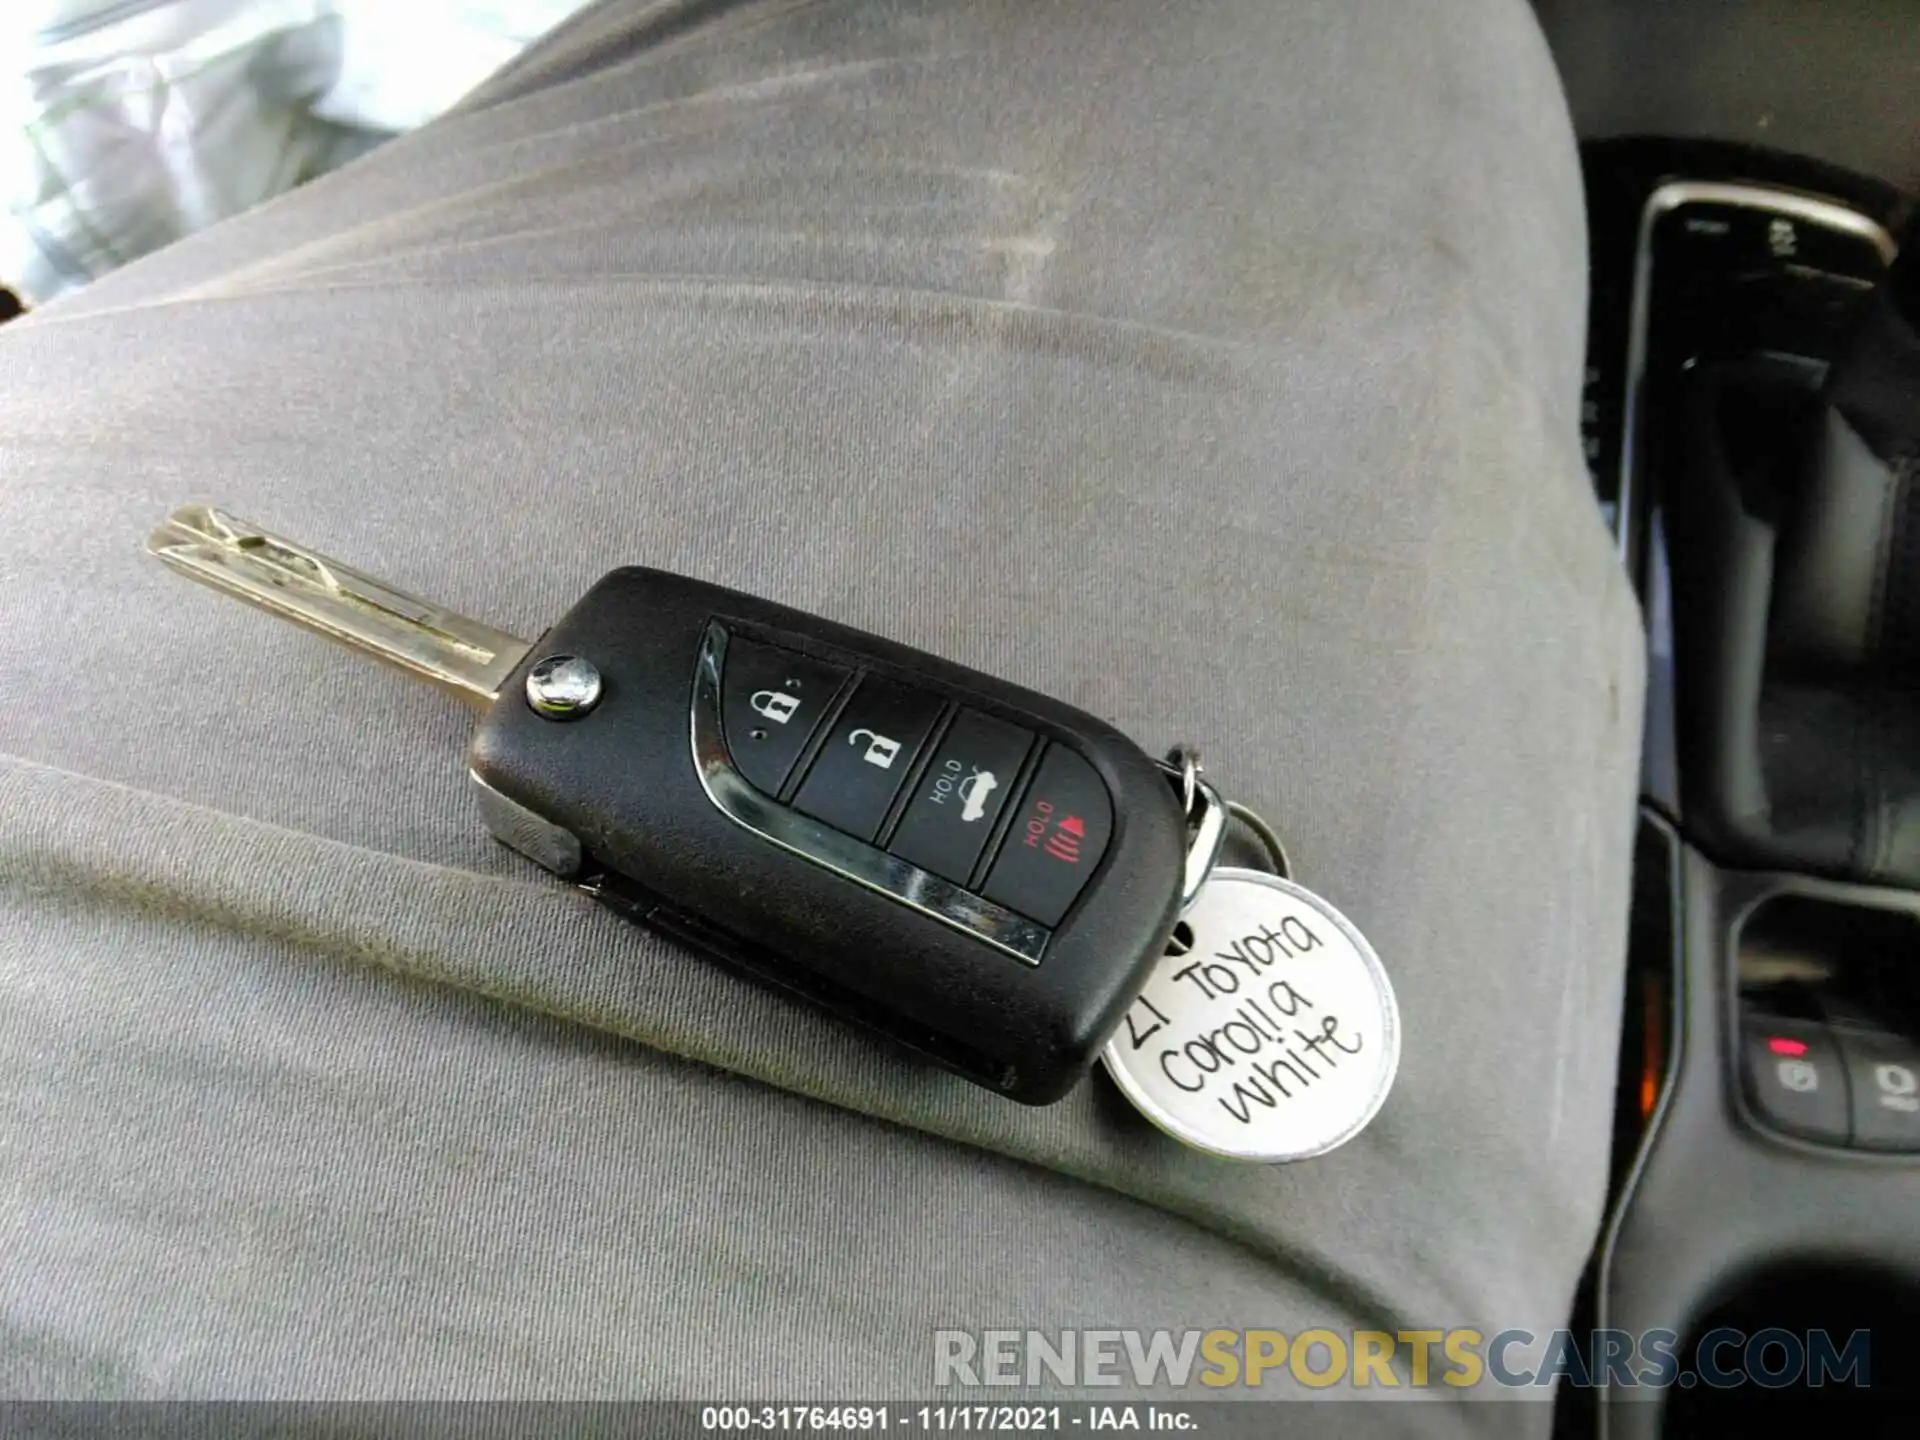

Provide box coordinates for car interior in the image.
[1534,1,1920,1435]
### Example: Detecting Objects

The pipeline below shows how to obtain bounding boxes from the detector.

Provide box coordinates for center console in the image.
[1580,145,1920,1434]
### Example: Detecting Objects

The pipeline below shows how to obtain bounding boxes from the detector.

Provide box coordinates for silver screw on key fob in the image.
[524,654,604,718]
[148,504,1227,1104]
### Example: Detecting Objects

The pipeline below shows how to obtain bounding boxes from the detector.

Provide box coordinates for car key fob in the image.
[470,569,1194,1102]
[149,508,1209,1104]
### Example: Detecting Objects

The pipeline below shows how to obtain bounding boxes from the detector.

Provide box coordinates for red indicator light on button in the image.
[1767,1037,1809,1057]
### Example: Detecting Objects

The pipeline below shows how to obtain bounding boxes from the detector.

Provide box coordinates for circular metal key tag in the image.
[1103,868,1400,1162]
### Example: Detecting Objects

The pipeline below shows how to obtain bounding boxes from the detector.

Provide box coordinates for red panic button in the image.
[981,744,1114,927]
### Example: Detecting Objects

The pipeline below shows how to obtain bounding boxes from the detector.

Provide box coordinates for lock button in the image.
[719,635,852,797]
[791,676,947,842]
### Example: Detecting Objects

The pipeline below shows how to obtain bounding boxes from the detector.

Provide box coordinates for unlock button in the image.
[792,677,945,841]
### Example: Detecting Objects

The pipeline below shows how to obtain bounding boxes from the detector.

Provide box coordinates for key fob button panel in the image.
[887,709,1037,886]
[712,622,1118,936]
[791,675,947,841]
[982,743,1115,927]
[719,637,851,796]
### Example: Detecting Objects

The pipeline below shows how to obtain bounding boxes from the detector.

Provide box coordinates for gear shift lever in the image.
[1769,215,1920,682]
[1668,211,1920,886]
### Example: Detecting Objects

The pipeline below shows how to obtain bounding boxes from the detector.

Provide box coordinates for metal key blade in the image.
[147,504,532,707]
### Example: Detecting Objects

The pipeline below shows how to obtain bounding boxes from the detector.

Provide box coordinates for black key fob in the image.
[468,569,1192,1104]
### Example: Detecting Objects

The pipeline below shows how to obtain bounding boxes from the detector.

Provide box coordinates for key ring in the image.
[1166,743,1202,819]
[1164,745,1292,882]
[1225,799,1292,880]
[1162,745,1227,914]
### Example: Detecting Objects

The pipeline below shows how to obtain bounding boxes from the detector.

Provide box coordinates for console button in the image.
[1741,1019,1850,1145]
[888,709,1036,885]
[719,637,850,796]
[981,743,1113,927]
[1835,1028,1920,1152]
[792,677,946,841]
